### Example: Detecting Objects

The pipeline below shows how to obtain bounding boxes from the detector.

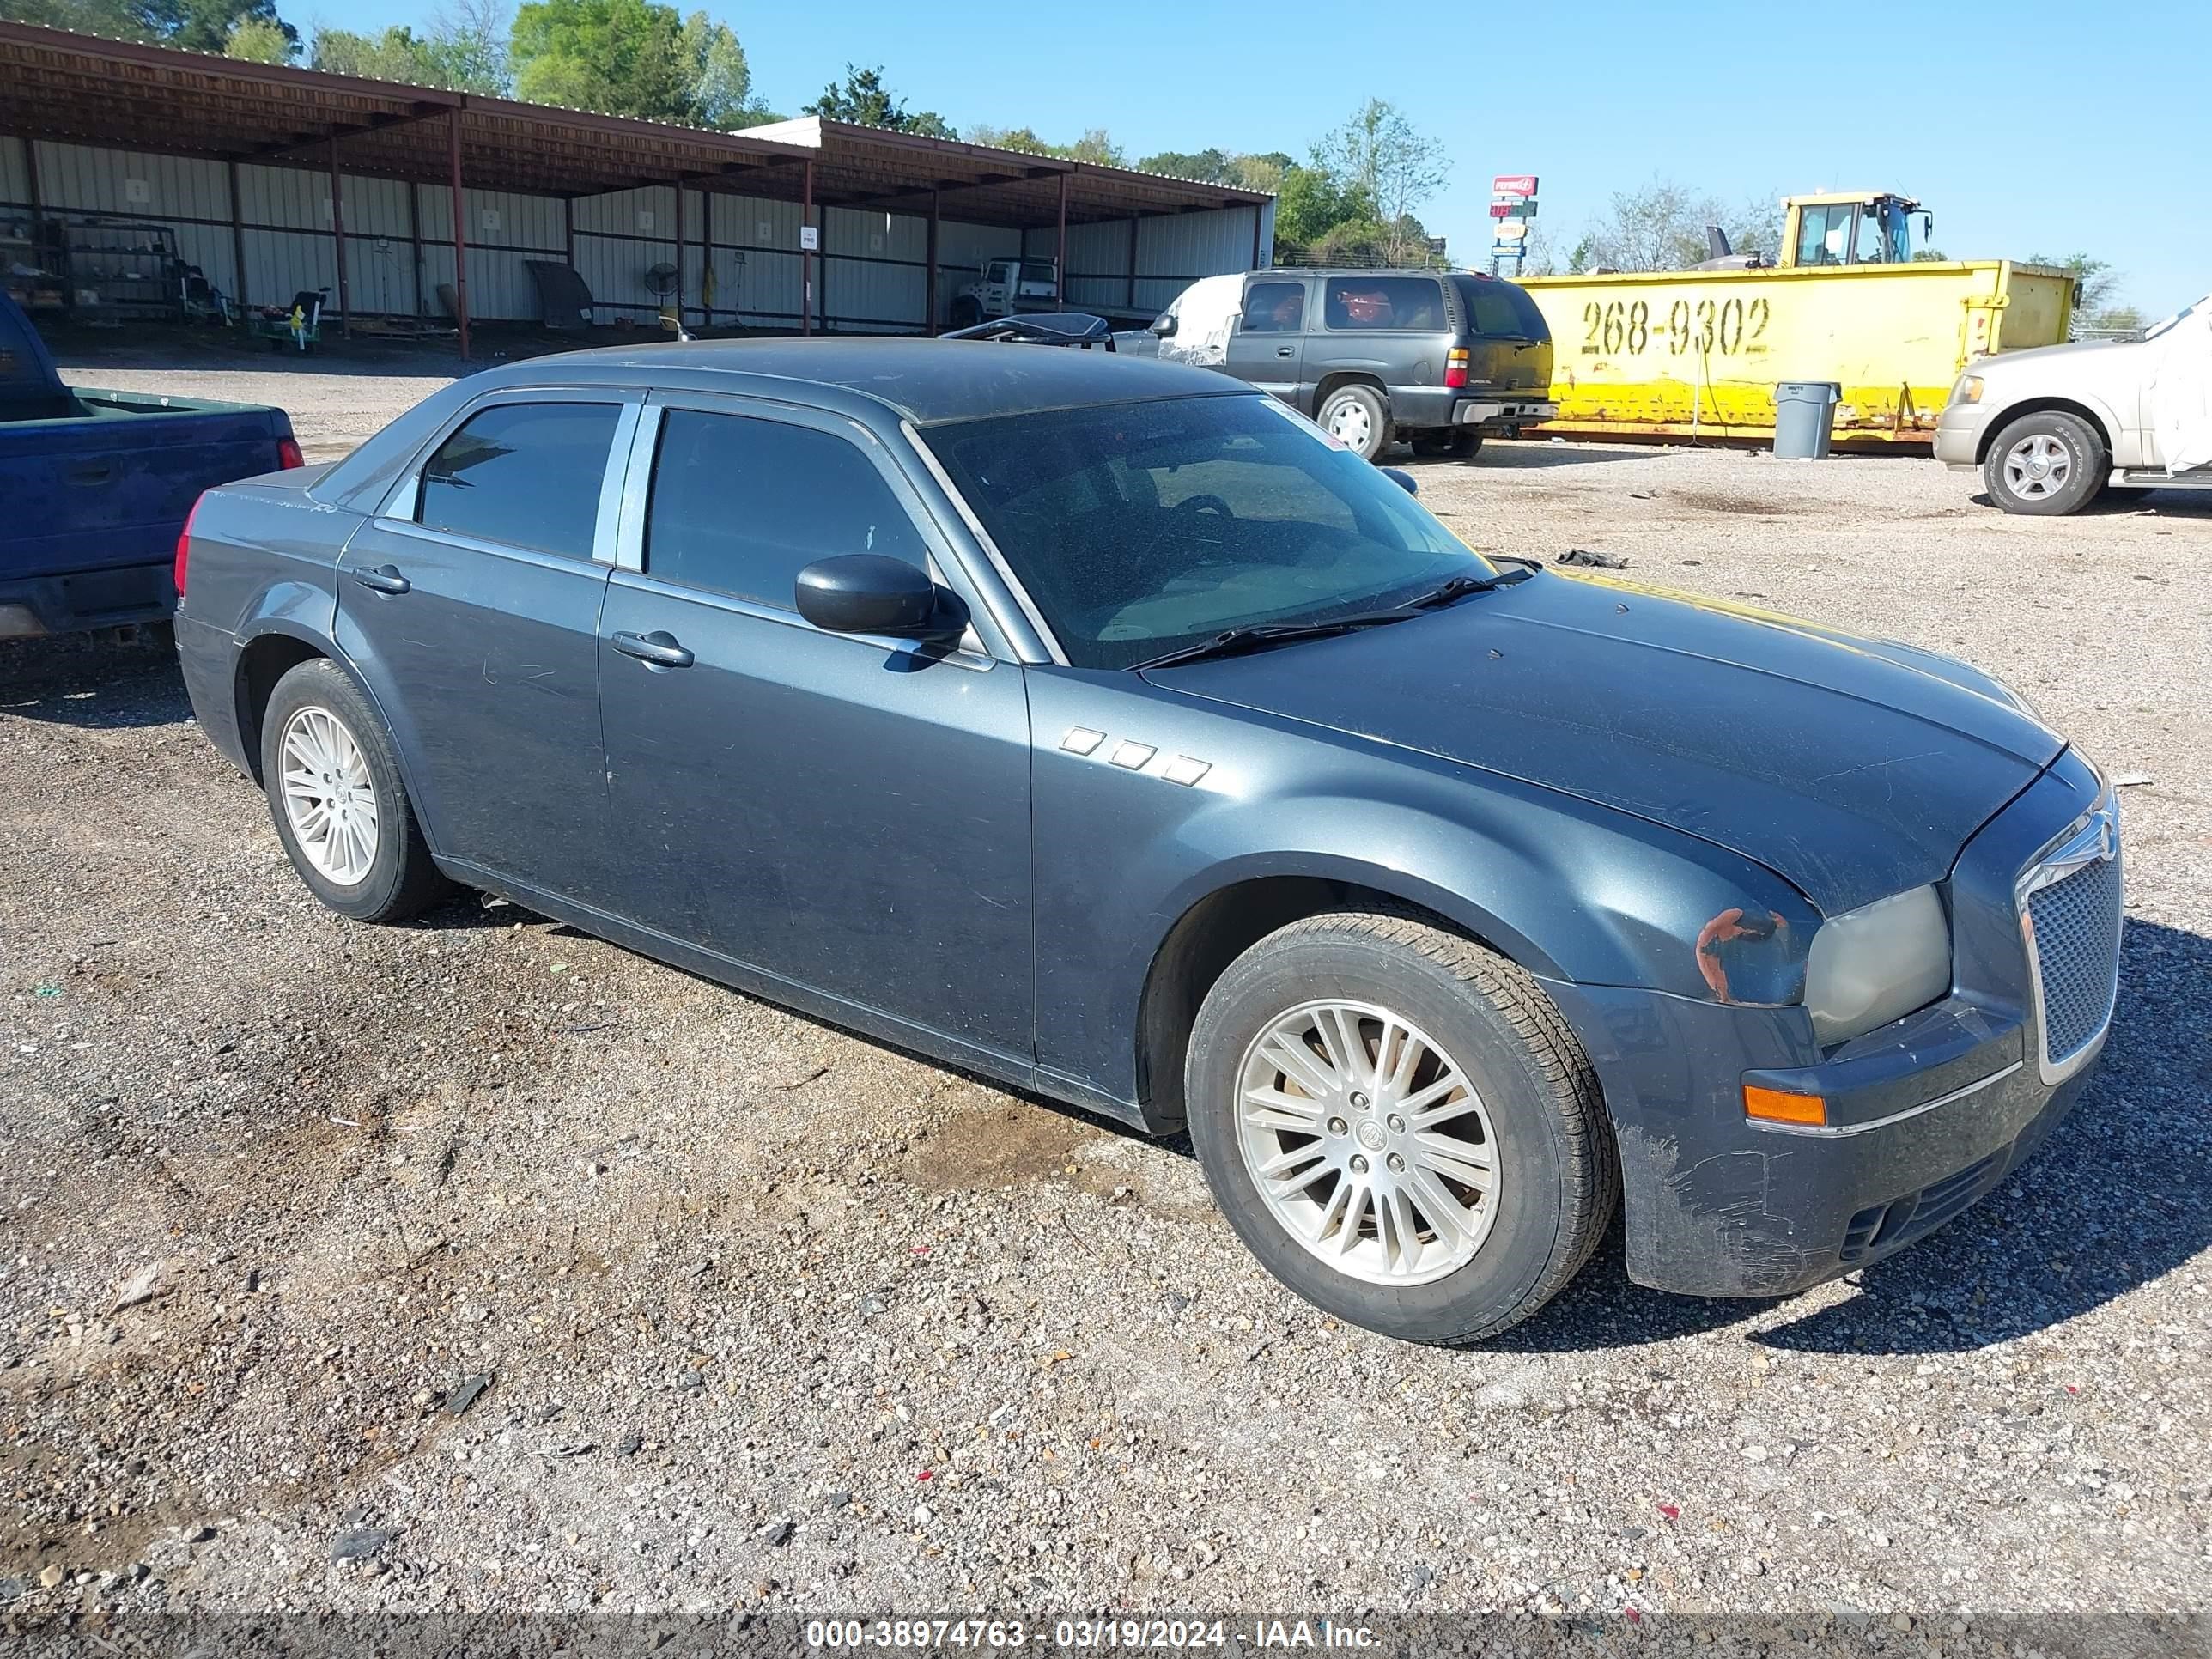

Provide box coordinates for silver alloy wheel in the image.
[2002,431,2074,500]
[1323,393,1375,452]
[1234,999,1501,1286]
[278,703,380,886]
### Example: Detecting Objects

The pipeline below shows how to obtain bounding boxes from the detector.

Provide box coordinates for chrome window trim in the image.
[2014,786,2123,1086]
[373,385,643,567]
[614,392,999,672]
[900,419,1069,667]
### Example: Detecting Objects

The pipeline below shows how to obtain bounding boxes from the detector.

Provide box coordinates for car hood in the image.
[1979,337,2144,377]
[1143,571,2064,915]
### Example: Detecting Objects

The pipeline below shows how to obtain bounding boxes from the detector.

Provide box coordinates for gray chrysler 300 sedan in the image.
[172,339,2122,1345]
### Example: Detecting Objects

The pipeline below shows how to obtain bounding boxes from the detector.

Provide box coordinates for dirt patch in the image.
[898,1100,1101,1193]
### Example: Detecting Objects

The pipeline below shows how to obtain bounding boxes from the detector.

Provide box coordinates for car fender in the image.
[1979,383,2129,460]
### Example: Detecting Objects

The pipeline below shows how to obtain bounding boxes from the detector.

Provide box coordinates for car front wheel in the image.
[1410,430,1482,460]
[1983,410,2106,515]
[1185,910,1619,1346]
[1316,384,1392,463]
[259,659,452,922]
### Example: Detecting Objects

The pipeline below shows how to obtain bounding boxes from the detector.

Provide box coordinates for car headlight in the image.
[1951,374,1984,406]
[1802,884,1952,1046]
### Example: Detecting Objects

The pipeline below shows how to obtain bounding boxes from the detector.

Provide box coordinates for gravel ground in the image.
[3,349,2209,1633]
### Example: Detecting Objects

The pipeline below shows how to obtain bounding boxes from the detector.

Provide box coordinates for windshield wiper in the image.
[1128,564,1536,672]
[1127,611,1421,672]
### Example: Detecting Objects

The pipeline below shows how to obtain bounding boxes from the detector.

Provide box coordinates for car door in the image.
[1224,276,1310,403]
[1312,275,1449,410]
[336,389,638,907]
[595,392,1033,1064]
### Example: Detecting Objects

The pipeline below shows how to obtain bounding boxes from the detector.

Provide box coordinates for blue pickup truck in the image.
[1,290,301,641]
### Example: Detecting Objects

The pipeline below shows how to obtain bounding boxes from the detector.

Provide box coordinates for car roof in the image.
[475,336,1243,424]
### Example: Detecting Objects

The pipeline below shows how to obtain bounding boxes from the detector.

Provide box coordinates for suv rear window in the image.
[416,401,622,559]
[1452,276,1550,341]
[1322,276,1444,331]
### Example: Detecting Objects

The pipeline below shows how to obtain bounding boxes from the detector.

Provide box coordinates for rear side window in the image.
[1323,276,1444,331]
[1453,276,1551,341]
[644,410,927,609]
[416,402,621,559]
[1241,281,1307,333]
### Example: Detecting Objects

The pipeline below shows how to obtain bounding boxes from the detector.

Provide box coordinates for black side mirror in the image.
[1150,313,1177,337]
[795,556,962,641]
[1380,466,1419,496]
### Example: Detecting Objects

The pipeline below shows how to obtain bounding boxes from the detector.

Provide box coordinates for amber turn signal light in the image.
[1743,1085,1826,1127]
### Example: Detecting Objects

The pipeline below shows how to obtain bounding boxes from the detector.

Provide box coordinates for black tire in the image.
[258,658,453,923]
[949,296,983,329]
[1410,430,1483,460]
[1982,410,2106,516]
[1184,910,1619,1346]
[1316,382,1392,464]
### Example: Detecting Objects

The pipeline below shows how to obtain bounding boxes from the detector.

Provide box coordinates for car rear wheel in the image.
[259,659,452,923]
[1185,910,1619,1346]
[949,295,983,329]
[1316,384,1391,463]
[1409,430,1482,460]
[1984,410,2106,515]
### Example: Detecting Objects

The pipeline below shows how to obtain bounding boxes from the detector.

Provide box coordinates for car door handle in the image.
[66,460,113,486]
[611,629,695,669]
[352,564,410,596]
[1276,345,1295,357]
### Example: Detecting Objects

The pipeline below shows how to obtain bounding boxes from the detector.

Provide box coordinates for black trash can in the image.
[1773,380,1843,459]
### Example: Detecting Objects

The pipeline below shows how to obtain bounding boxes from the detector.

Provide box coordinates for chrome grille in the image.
[2018,795,2122,1082]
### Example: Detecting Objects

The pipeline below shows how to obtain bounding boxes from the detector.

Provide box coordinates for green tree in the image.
[0,0,153,39]
[1273,162,1366,246]
[1568,177,1778,272]
[313,23,442,79]
[2024,252,2118,317]
[805,64,953,137]
[511,0,690,119]
[968,124,1122,165]
[223,11,291,57]
[1312,98,1445,264]
[1138,147,1230,182]
[678,10,772,128]
[141,0,296,53]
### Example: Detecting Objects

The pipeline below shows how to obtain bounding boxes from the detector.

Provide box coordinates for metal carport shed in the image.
[0,21,1273,354]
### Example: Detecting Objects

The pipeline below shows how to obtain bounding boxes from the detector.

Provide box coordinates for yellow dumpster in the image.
[1516,191,2075,445]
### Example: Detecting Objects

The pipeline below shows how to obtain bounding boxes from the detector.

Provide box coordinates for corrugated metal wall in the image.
[1,135,1269,331]
[2,135,29,204]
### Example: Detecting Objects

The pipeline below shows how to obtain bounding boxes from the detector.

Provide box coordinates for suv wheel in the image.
[1983,410,2106,515]
[1317,384,1391,463]
[949,295,983,329]
[1185,910,1619,1346]
[259,659,453,923]
[1410,430,1482,460]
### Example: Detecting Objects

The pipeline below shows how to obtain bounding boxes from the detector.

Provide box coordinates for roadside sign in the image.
[1492,173,1538,198]
[1492,221,1528,240]
[1489,204,1516,218]
[799,225,819,251]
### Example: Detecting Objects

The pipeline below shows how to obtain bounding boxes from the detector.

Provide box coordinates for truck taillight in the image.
[276,435,305,469]
[1445,347,1471,390]
[174,495,204,599]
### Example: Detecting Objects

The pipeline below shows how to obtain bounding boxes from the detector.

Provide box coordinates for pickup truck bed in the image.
[2,294,300,639]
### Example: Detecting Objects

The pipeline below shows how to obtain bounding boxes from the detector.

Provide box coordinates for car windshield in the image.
[2141,295,2206,341]
[921,395,1495,671]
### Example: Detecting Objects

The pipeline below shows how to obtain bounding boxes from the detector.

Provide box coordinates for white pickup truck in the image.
[1935,293,2211,514]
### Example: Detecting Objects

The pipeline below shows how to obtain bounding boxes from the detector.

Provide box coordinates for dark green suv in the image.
[1140,268,1558,462]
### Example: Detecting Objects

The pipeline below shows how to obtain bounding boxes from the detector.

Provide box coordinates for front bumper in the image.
[1934,398,1996,470]
[1547,747,2115,1297]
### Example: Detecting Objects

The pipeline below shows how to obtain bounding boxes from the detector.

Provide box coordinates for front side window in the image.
[1323,276,1443,331]
[1241,281,1307,333]
[922,394,1493,671]
[416,401,622,559]
[1796,204,1850,267]
[644,410,927,609]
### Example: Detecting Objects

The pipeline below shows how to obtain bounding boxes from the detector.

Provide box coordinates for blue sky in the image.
[314,0,2208,316]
